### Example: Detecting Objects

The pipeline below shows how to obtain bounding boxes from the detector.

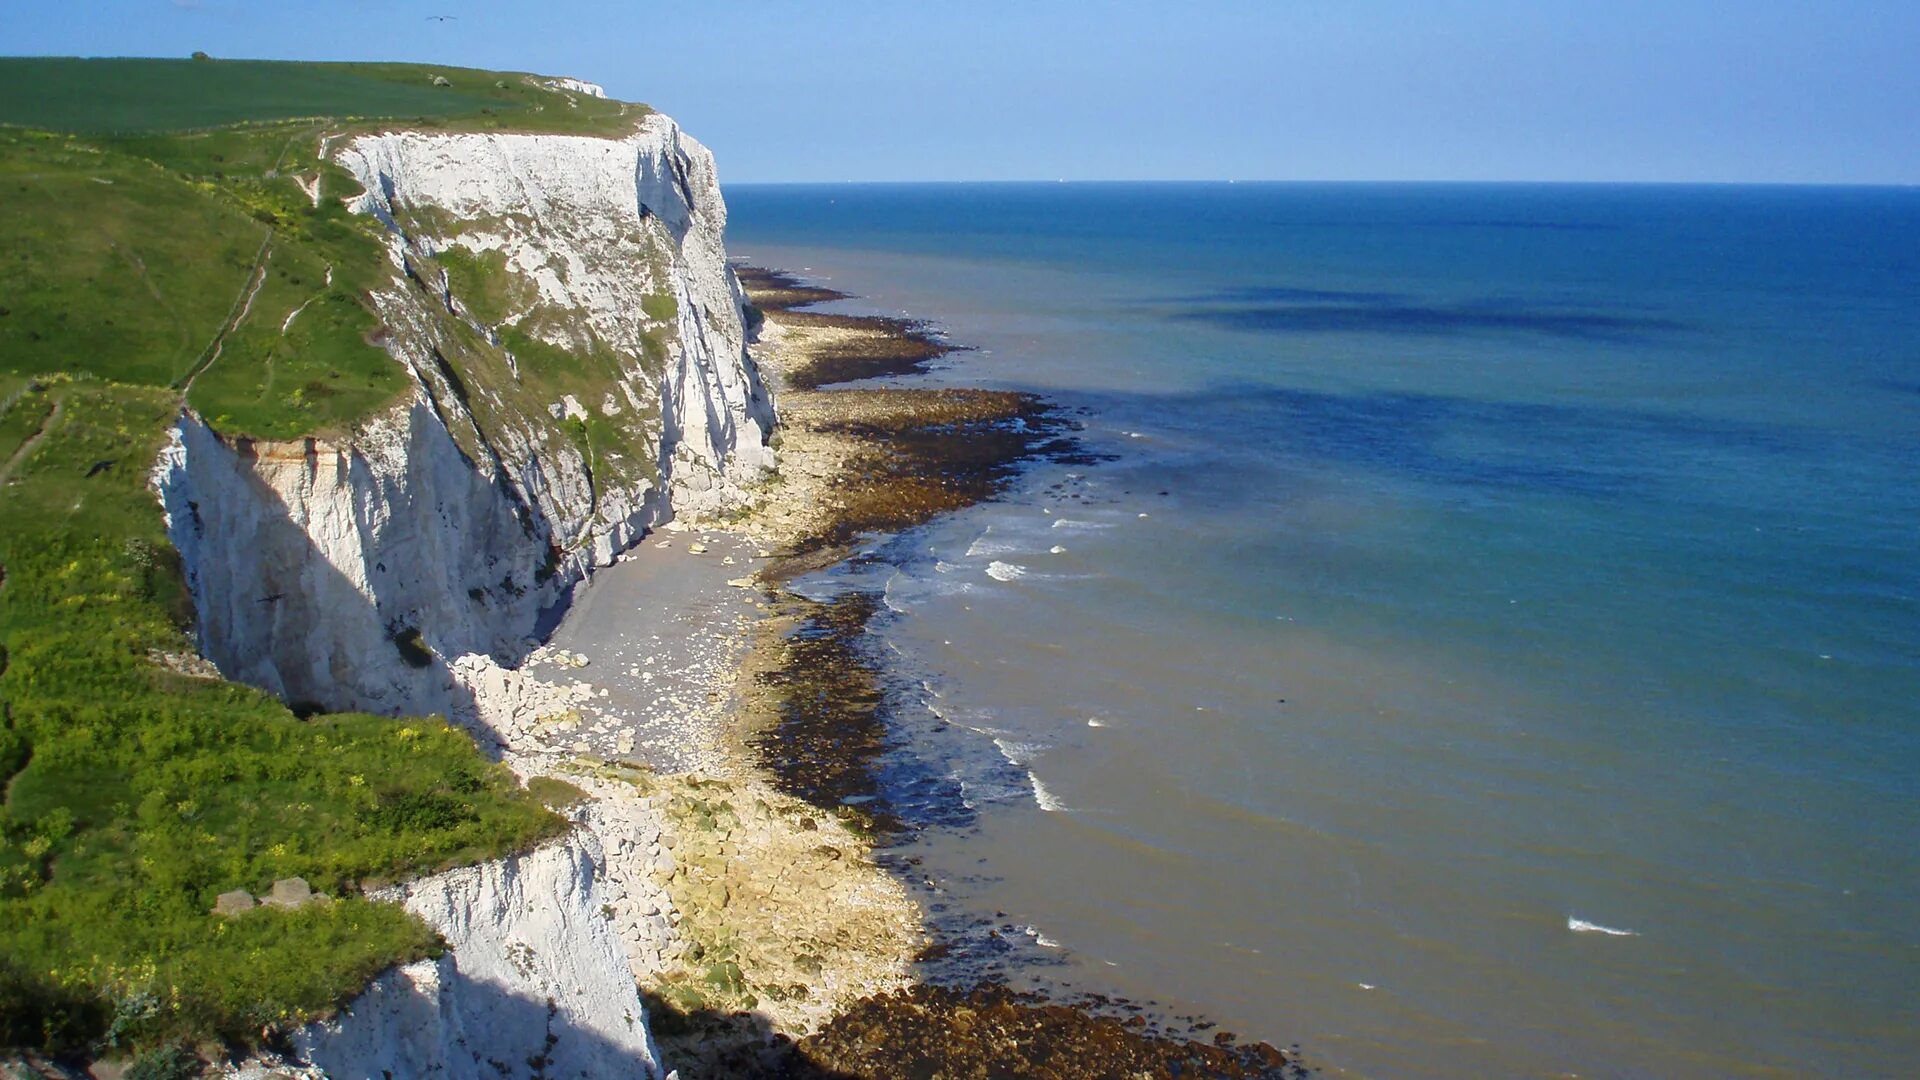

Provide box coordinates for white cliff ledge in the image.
[293,830,662,1080]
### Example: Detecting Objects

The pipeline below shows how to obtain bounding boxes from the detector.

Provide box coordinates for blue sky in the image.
[9,1,1918,184]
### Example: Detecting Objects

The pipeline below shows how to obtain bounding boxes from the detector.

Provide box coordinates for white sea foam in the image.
[1020,925,1063,948]
[885,573,975,611]
[934,560,959,574]
[1031,773,1068,812]
[965,528,1024,558]
[1086,717,1108,728]
[1050,518,1111,530]
[986,561,1026,581]
[1568,916,1639,937]
[993,738,1049,766]
[1050,545,1068,554]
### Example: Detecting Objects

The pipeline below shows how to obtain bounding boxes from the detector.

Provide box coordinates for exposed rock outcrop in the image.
[294,831,664,1080]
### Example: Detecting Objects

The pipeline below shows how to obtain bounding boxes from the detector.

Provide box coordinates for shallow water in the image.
[727,182,1920,1078]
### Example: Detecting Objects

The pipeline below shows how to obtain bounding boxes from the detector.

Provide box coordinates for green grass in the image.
[0,54,680,1059]
[0,57,646,137]
[437,245,536,326]
[0,125,413,440]
[0,381,565,1054]
[0,384,56,462]
[0,128,265,388]
[641,293,678,322]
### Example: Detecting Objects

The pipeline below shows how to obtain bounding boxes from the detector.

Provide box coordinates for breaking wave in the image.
[1568,916,1639,937]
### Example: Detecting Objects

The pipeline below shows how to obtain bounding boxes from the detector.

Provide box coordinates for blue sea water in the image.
[725,183,1920,1078]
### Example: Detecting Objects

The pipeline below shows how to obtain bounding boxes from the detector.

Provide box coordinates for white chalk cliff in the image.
[150,102,774,1079]
[153,111,774,729]
[294,831,662,1080]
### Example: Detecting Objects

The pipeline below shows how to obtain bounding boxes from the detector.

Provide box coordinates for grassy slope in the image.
[0,57,664,1060]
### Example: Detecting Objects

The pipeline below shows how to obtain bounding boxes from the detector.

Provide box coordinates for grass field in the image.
[0,57,645,136]
[0,57,657,1064]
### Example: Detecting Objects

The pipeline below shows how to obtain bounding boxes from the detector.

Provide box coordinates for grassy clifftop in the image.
[0,57,658,1066]
[1,56,657,440]
[0,56,646,136]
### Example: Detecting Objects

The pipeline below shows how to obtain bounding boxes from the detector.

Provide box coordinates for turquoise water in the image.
[726,183,1920,1078]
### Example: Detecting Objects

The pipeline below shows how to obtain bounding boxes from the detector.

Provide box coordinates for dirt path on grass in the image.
[0,393,64,488]
[176,231,274,396]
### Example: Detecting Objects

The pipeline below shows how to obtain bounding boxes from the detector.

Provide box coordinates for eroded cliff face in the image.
[153,112,775,727]
[293,830,664,1080]
[148,104,775,1080]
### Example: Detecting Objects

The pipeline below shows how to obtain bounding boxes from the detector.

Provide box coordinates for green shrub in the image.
[525,776,588,811]
[126,1043,199,1080]
[640,293,678,322]
[390,626,435,668]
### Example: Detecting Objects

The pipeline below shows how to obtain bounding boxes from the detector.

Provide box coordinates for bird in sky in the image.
[426,14,457,22]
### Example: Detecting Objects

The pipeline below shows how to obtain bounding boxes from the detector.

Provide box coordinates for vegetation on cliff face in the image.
[0,57,671,1059]
[0,378,564,1055]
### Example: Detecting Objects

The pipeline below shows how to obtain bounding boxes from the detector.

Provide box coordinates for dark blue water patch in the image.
[1432,219,1623,232]
[1071,382,1821,504]
[1169,285,1408,306]
[1169,297,1690,342]
[1874,378,1920,400]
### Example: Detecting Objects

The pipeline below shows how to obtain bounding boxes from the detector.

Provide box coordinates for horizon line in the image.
[724,177,1920,190]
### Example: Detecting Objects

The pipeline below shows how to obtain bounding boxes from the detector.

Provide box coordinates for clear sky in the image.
[9,1,1919,184]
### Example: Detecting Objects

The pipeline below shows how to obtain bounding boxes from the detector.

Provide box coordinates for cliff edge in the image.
[155,114,775,736]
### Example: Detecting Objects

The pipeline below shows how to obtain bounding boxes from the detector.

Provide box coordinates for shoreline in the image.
[471,263,1305,1077]
[577,264,1304,1076]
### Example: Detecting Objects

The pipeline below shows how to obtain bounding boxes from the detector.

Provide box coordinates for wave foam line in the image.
[1031,773,1069,812]
[1568,916,1639,937]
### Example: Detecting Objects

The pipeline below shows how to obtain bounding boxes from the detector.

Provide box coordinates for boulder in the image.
[264,877,314,909]
[213,889,257,916]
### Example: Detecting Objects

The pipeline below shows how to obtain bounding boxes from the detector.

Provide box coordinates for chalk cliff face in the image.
[153,112,775,726]
[149,104,774,1079]
[293,830,664,1080]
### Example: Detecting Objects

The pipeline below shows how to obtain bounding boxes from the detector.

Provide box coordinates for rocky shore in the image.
[605,266,1308,1078]
[268,265,1310,1079]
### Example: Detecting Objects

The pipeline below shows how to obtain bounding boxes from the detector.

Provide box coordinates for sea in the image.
[723,182,1920,1078]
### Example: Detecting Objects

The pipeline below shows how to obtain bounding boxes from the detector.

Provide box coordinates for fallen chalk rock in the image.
[263,876,328,910]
